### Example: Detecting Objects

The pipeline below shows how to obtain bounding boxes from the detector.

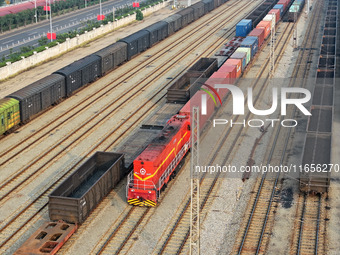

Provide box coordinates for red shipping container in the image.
[224,59,242,78]
[207,72,230,99]
[249,28,265,47]
[219,64,237,83]
[180,90,215,129]
[277,0,289,10]
[256,21,271,39]
[268,9,280,23]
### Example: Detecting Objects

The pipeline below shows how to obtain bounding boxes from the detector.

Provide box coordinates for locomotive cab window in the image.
[1,116,4,126]
[7,112,12,120]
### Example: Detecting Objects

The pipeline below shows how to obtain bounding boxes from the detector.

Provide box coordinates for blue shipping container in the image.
[240,36,258,58]
[235,19,253,37]
[273,4,284,16]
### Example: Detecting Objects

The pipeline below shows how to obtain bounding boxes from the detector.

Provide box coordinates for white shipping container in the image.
[263,14,276,29]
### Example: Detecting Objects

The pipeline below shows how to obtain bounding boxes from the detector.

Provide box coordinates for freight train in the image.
[299,0,336,193]
[0,0,227,136]
[127,0,300,206]
[14,0,307,252]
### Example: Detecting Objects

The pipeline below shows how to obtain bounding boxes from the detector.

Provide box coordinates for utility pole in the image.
[269,22,275,80]
[188,0,191,6]
[307,0,310,14]
[49,0,53,42]
[190,106,200,255]
[100,0,102,19]
[113,7,115,22]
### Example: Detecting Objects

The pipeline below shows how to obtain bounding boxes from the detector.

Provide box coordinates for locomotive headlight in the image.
[131,189,135,192]
[148,191,151,193]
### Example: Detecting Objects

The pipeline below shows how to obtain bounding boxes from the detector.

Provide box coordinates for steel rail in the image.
[237,0,325,253]
[31,1,260,253]
[159,22,296,255]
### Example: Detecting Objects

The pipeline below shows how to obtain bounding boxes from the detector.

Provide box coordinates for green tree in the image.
[0,17,5,33]
[136,9,143,21]
[5,14,14,31]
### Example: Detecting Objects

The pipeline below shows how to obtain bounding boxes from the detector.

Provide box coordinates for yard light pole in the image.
[34,0,38,23]
[46,0,48,20]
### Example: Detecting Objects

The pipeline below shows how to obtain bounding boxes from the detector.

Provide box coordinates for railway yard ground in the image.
[0,0,339,254]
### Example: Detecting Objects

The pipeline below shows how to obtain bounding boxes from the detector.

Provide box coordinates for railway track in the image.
[152,21,296,254]
[232,0,326,254]
[57,2,268,254]
[290,194,328,254]
[0,0,263,253]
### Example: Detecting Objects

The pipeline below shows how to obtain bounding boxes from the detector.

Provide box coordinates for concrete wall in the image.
[0,1,169,80]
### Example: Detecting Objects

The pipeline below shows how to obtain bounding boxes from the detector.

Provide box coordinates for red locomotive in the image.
[127,114,191,206]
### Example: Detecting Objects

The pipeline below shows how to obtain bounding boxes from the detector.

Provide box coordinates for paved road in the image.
[0,0,144,57]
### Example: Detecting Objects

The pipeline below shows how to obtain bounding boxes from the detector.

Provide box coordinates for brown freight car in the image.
[49,152,124,224]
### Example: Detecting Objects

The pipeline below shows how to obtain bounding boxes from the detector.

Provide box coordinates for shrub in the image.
[136,9,143,21]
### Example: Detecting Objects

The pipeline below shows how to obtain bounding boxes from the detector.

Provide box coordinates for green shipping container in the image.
[0,98,20,135]
[289,3,302,12]
[235,47,251,65]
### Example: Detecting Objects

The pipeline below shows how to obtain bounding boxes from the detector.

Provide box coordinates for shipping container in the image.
[248,28,265,47]
[119,30,150,60]
[177,7,194,27]
[240,36,259,58]
[224,59,242,78]
[230,52,247,71]
[273,4,284,15]
[218,63,237,83]
[8,74,66,122]
[268,9,280,23]
[263,14,275,30]
[191,1,205,20]
[164,14,183,35]
[95,42,127,75]
[143,21,169,46]
[180,90,215,130]
[236,19,253,37]
[54,55,101,96]
[235,47,251,65]
[49,152,124,224]
[277,0,289,10]
[256,20,271,39]
[0,98,20,135]
[207,72,230,99]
